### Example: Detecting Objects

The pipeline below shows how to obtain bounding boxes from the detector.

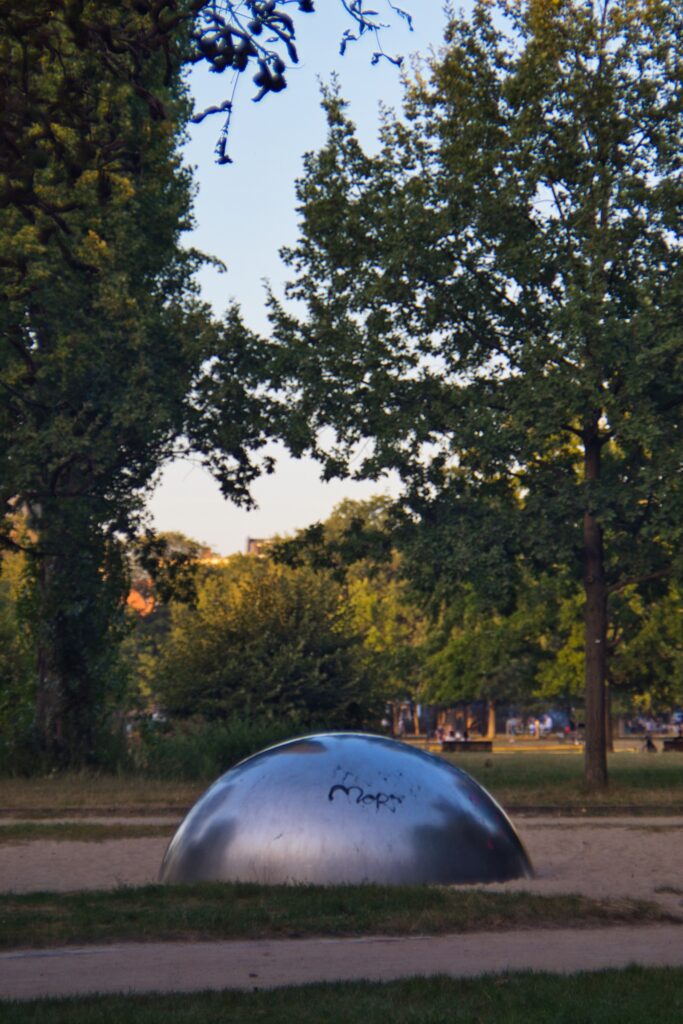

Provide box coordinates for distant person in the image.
[644,734,657,753]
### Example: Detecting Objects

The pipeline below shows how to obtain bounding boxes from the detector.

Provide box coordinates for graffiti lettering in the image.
[328,783,404,813]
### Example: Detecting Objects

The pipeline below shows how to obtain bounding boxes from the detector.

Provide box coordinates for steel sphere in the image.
[160,732,532,886]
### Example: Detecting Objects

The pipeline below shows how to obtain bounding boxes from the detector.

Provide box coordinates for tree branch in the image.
[608,566,671,595]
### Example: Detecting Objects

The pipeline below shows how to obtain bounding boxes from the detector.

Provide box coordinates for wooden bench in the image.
[441,739,493,753]
[662,737,683,752]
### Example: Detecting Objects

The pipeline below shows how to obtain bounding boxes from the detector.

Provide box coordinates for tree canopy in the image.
[268,0,683,787]
[0,2,275,765]
[153,553,380,726]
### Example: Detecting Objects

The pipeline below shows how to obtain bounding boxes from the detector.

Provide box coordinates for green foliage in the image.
[273,0,683,584]
[0,5,276,767]
[0,0,416,771]
[4,969,683,1024]
[425,572,683,714]
[132,716,302,781]
[425,577,561,707]
[0,552,35,772]
[152,555,380,727]
[345,559,428,702]
[607,585,683,711]
[532,583,683,713]
[273,498,429,701]
[533,589,586,703]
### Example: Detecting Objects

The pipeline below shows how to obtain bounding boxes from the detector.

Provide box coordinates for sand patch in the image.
[1,816,681,917]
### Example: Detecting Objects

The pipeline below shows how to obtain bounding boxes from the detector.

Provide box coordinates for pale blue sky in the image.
[149,3,454,554]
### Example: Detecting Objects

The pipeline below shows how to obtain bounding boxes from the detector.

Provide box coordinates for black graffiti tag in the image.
[328,783,404,813]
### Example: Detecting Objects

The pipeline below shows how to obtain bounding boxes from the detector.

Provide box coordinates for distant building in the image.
[245,537,271,556]
[126,587,155,617]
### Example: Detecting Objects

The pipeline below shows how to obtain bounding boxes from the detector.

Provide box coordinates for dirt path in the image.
[3,925,683,1000]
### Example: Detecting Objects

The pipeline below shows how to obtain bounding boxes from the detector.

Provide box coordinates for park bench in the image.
[662,737,683,753]
[441,739,493,753]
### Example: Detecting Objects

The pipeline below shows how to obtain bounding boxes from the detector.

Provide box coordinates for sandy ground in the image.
[2,815,682,914]
[2,815,682,998]
[492,816,683,919]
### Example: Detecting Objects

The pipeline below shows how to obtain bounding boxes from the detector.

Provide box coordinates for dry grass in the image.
[0,775,202,817]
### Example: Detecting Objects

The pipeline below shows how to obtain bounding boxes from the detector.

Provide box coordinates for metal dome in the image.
[160,732,532,886]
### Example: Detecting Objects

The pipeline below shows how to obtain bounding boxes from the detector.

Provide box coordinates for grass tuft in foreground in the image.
[3,968,683,1023]
[0,883,674,951]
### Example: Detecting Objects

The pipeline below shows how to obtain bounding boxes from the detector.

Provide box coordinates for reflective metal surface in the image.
[160,733,533,886]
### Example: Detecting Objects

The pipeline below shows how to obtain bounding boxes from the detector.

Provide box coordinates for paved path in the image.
[3,925,683,1000]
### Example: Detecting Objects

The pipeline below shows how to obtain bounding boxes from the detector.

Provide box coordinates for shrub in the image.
[132,716,305,780]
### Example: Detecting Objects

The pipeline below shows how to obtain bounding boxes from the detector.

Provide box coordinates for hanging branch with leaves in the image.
[188,1,414,163]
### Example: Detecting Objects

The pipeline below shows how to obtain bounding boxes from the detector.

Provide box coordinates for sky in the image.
[148,2,454,555]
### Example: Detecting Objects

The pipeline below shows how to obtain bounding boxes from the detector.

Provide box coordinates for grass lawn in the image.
[445,751,683,810]
[0,883,674,950]
[0,752,681,817]
[3,968,683,1022]
[0,823,174,844]
[0,775,201,816]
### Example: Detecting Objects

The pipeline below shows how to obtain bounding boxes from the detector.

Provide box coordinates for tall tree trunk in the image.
[485,699,496,740]
[605,681,614,753]
[33,551,67,764]
[583,429,609,789]
[27,499,125,769]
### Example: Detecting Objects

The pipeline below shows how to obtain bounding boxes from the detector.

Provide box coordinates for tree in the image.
[536,582,683,721]
[611,587,683,714]
[424,576,562,714]
[153,553,379,725]
[0,4,274,766]
[272,496,429,702]
[268,0,683,788]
